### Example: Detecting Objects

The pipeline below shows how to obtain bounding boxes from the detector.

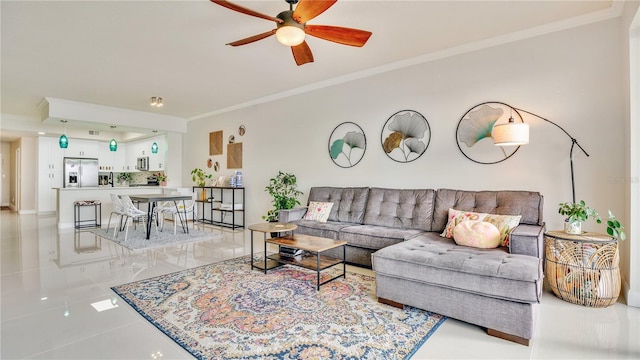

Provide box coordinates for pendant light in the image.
[59,120,69,149]
[109,126,118,151]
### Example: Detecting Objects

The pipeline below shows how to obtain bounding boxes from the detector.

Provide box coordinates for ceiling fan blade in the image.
[226,29,276,46]
[291,41,314,66]
[305,25,372,47]
[292,0,337,23]
[210,0,283,23]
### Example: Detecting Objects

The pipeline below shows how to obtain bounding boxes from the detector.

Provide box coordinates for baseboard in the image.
[623,279,640,308]
[18,209,36,215]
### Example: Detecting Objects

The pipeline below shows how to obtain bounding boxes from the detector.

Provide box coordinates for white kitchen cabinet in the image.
[63,139,99,158]
[38,137,64,213]
[113,142,126,171]
[97,141,127,171]
[98,141,114,171]
[148,136,165,171]
[124,136,166,172]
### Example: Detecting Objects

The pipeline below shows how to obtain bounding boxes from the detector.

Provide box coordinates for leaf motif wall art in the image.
[381,110,431,163]
[328,122,367,168]
[456,102,523,164]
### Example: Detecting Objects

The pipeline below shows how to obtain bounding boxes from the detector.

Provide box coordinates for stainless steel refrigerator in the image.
[63,157,99,188]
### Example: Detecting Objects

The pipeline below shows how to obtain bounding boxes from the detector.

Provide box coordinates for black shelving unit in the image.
[193,186,245,229]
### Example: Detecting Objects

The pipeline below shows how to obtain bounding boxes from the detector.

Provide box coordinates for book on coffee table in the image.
[279,246,303,257]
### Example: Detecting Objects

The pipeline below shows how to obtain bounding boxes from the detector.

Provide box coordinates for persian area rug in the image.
[91,226,222,251]
[112,255,446,360]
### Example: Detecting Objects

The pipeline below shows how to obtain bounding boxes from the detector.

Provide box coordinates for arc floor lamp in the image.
[492,104,589,204]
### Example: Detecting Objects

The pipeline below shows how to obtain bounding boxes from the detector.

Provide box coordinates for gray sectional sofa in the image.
[278,187,545,345]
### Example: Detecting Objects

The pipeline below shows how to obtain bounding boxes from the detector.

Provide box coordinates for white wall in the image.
[187,18,624,228]
[186,18,632,300]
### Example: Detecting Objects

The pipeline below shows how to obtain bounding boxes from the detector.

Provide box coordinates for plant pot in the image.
[160,181,166,187]
[564,220,582,234]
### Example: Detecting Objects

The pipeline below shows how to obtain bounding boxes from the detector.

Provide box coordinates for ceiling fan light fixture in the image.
[276,26,305,46]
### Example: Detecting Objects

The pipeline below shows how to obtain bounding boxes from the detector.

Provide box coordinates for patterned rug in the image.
[91,226,222,251]
[112,255,446,359]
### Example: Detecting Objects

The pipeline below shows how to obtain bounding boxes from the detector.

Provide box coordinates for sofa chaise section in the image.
[373,189,545,345]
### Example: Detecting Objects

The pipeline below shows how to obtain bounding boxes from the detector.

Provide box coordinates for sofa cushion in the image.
[484,214,522,247]
[339,224,424,250]
[302,201,334,223]
[308,187,370,224]
[372,234,543,303]
[289,219,356,240]
[453,221,501,249]
[363,188,435,231]
[441,208,488,238]
[432,189,543,232]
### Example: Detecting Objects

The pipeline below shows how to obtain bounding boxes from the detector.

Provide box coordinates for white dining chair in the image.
[106,194,127,237]
[155,191,197,234]
[120,195,159,241]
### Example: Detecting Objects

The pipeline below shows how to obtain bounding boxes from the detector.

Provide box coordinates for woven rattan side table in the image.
[544,230,620,307]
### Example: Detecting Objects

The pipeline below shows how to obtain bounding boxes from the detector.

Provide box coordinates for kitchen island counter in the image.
[55,187,164,228]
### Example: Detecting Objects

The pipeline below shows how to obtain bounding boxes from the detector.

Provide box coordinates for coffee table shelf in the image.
[267,253,344,271]
[248,223,346,291]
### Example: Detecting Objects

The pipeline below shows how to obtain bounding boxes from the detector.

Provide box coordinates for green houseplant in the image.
[262,171,303,222]
[117,172,132,185]
[558,200,626,240]
[191,168,212,187]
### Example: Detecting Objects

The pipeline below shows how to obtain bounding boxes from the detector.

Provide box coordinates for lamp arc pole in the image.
[513,107,589,204]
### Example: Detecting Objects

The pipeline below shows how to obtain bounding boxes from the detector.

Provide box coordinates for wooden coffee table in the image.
[248,222,297,272]
[252,231,347,290]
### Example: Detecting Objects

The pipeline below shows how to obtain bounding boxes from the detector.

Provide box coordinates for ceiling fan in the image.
[210,0,372,66]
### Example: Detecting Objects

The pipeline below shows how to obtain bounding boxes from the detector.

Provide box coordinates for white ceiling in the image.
[0,0,619,141]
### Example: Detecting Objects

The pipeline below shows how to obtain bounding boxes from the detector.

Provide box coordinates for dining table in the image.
[128,194,192,240]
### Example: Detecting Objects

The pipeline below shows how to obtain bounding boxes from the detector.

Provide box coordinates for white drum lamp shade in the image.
[493,122,529,146]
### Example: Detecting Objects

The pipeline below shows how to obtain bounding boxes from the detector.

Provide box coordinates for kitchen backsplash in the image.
[110,171,165,184]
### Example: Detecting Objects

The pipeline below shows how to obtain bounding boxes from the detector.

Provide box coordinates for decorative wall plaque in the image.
[209,131,223,155]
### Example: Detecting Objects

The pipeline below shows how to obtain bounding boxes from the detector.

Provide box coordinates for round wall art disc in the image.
[381,110,431,163]
[456,102,523,164]
[328,122,366,168]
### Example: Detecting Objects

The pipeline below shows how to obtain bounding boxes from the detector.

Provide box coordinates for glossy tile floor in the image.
[1,211,639,359]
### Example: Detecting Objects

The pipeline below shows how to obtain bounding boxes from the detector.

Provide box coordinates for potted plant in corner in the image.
[262,171,303,224]
[558,200,626,240]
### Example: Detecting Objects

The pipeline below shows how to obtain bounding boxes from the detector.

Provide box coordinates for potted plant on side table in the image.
[558,200,626,240]
[191,168,212,201]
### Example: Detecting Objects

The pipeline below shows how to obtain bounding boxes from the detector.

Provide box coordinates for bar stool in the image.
[74,200,102,231]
